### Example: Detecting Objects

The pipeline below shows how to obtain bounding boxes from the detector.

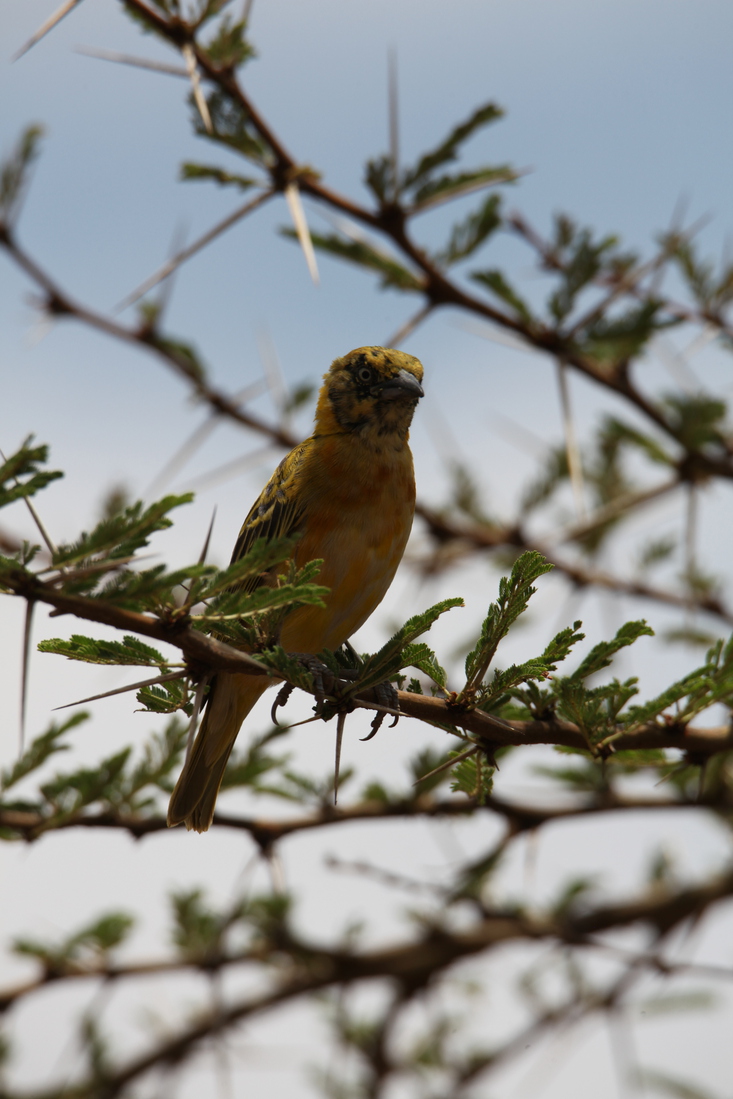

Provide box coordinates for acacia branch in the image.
[397,691,733,756]
[2,142,731,623]
[3,215,724,627]
[113,2,733,482]
[414,502,733,625]
[6,862,732,1099]
[0,787,722,847]
[3,571,732,757]
[0,224,297,449]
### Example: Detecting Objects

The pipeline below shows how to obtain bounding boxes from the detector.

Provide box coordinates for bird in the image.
[167,345,425,831]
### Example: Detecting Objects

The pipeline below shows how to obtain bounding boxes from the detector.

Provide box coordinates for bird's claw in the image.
[271,682,294,726]
[360,680,400,741]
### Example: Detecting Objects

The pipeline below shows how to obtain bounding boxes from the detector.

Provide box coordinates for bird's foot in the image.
[271,681,295,726]
[360,680,400,740]
[285,653,345,714]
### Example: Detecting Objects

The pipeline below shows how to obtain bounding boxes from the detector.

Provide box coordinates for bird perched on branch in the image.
[168,346,425,831]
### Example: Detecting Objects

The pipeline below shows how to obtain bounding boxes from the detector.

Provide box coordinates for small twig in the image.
[12,0,84,61]
[74,46,188,78]
[0,231,297,445]
[143,380,268,497]
[556,358,586,519]
[20,599,34,753]
[385,302,433,347]
[685,482,698,583]
[267,849,286,894]
[53,669,185,710]
[198,507,217,566]
[116,189,275,311]
[333,710,347,804]
[0,446,58,558]
[182,43,213,135]
[257,327,290,429]
[284,183,319,285]
[388,48,400,202]
[547,478,680,548]
[183,442,278,493]
[184,675,210,766]
[413,744,478,786]
[325,854,446,897]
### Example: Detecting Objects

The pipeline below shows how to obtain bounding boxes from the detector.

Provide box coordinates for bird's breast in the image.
[280,435,416,652]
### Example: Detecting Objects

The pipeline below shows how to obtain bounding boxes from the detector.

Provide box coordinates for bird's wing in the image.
[229,439,309,592]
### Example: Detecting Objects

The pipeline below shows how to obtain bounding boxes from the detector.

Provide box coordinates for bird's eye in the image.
[357,366,373,383]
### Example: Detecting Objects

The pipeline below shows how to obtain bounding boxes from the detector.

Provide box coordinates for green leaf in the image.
[355,598,464,693]
[170,889,222,959]
[477,621,585,711]
[122,718,187,802]
[410,747,457,793]
[68,913,134,953]
[0,712,87,793]
[463,551,553,695]
[450,752,493,804]
[662,393,728,451]
[40,748,133,813]
[579,301,674,363]
[14,911,133,969]
[364,154,392,203]
[664,232,733,311]
[401,642,448,688]
[0,125,44,222]
[471,269,533,322]
[52,494,192,568]
[636,991,716,1017]
[403,103,504,189]
[256,647,316,693]
[640,1068,719,1099]
[437,193,501,266]
[280,228,423,292]
[180,162,258,191]
[221,726,290,790]
[598,417,674,467]
[201,14,256,68]
[196,578,329,625]
[136,678,191,716]
[546,218,627,322]
[191,534,317,601]
[637,536,677,570]
[551,875,598,919]
[38,634,169,668]
[554,674,642,745]
[193,89,272,164]
[410,165,517,210]
[570,620,654,681]
[150,335,207,380]
[0,438,63,511]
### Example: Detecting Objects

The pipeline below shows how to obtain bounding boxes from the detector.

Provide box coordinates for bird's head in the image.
[315,346,424,446]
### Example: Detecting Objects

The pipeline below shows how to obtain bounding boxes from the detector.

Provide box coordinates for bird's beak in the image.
[376,369,425,401]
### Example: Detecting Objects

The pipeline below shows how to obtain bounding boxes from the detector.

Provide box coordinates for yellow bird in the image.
[168,346,425,831]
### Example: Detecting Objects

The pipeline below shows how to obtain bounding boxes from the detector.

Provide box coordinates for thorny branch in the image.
[0,786,730,846]
[0,225,729,625]
[1,862,732,1097]
[3,562,733,758]
[3,2,732,627]
[113,1,733,469]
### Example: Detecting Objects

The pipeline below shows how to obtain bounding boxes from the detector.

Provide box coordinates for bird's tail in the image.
[167,672,269,832]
